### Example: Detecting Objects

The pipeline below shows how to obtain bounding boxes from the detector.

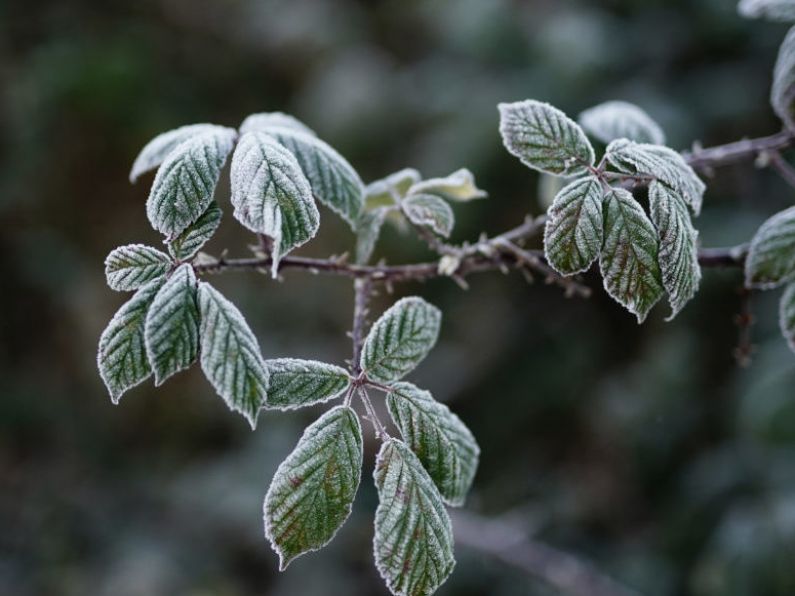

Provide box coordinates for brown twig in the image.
[683,129,795,171]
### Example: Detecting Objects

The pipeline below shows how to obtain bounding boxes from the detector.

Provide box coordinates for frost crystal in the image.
[780,283,795,352]
[739,0,795,22]
[239,112,316,137]
[401,194,455,238]
[264,406,362,570]
[600,188,664,323]
[265,359,351,410]
[373,439,455,596]
[144,263,200,385]
[129,123,223,183]
[168,202,223,261]
[230,132,320,277]
[104,244,171,291]
[772,25,795,129]
[97,278,163,403]
[498,100,594,176]
[146,126,236,237]
[387,382,479,507]
[198,282,270,428]
[543,176,604,275]
[745,205,795,288]
[407,168,487,202]
[578,100,666,145]
[361,297,441,383]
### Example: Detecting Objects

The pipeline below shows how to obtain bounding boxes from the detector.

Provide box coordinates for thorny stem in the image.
[350,277,372,376]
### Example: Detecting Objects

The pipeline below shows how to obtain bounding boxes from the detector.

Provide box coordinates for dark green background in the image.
[3,1,795,594]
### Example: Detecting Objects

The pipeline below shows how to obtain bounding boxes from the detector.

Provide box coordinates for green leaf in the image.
[264,406,362,570]
[401,194,455,238]
[239,112,316,137]
[373,439,455,596]
[129,123,222,183]
[772,26,795,129]
[230,132,320,277]
[168,201,223,261]
[355,207,391,264]
[365,168,422,208]
[600,188,664,323]
[780,283,795,352]
[198,282,270,428]
[144,263,200,385]
[386,382,479,507]
[648,181,701,319]
[361,297,441,383]
[146,126,237,237]
[605,139,706,215]
[264,127,364,228]
[97,278,163,403]
[578,100,666,145]
[745,206,795,288]
[739,0,795,22]
[407,168,487,202]
[543,176,604,275]
[498,100,594,176]
[265,359,351,410]
[104,244,171,291]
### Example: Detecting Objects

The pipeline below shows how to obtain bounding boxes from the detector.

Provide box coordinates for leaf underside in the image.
[578,100,666,145]
[402,194,455,238]
[355,207,391,264]
[773,26,795,129]
[265,358,351,410]
[130,123,222,183]
[407,168,487,202]
[745,205,795,289]
[780,283,795,353]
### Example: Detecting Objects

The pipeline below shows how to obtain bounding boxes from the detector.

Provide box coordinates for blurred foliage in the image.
[2,1,795,595]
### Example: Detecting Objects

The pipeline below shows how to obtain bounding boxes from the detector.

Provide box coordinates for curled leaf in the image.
[402,194,455,238]
[407,168,487,202]
[578,100,666,145]
[745,206,795,289]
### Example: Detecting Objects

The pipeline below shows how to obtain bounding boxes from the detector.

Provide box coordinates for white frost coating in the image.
[230,132,320,277]
[97,278,163,403]
[387,382,479,507]
[355,207,391,264]
[129,123,221,183]
[167,202,223,261]
[648,181,701,319]
[264,358,351,410]
[266,126,364,227]
[361,297,441,383]
[104,244,171,291]
[745,205,795,288]
[264,406,362,570]
[578,100,666,145]
[365,168,422,207]
[498,100,594,176]
[779,283,795,352]
[373,439,455,596]
[606,139,706,215]
[543,176,604,275]
[407,168,487,202]
[772,26,795,129]
[144,263,200,385]
[739,0,795,21]
[146,127,237,237]
[239,112,316,137]
[401,194,455,238]
[599,188,664,323]
[198,282,270,428]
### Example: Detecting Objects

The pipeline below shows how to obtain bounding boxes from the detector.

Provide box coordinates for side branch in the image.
[683,129,795,171]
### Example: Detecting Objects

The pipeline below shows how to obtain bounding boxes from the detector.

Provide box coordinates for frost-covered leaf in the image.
[266,127,364,227]
[578,100,666,145]
[498,100,594,176]
[104,244,171,291]
[239,112,316,137]
[543,176,603,275]
[355,207,391,264]
[373,439,455,596]
[264,406,362,570]
[98,279,163,403]
[230,132,319,276]
[402,194,455,238]
[745,206,795,288]
[365,168,422,207]
[600,188,664,323]
[780,283,795,352]
[144,263,200,385]
[386,382,479,507]
[649,181,701,319]
[739,0,795,22]
[265,359,350,410]
[146,126,237,237]
[606,139,706,215]
[772,26,795,129]
[407,168,487,202]
[361,297,441,383]
[129,123,222,183]
[198,282,269,427]
[168,202,223,261]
